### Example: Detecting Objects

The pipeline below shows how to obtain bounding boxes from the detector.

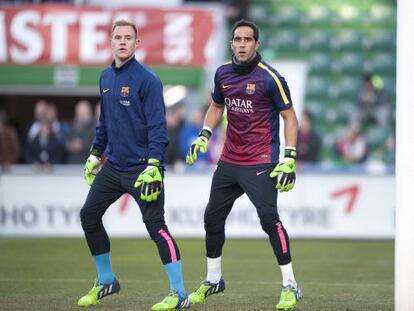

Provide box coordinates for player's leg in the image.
[127,172,189,310]
[239,164,301,310]
[190,161,244,304]
[78,164,124,307]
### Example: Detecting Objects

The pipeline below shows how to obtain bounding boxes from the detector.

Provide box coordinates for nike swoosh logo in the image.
[256,170,267,176]
[222,84,231,89]
[103,88,110,93]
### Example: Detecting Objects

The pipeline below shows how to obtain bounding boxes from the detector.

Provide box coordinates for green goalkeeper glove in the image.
[84,154,102,186]
[269,147,297,192]
[186,128,212,165]
[134,158,163,202]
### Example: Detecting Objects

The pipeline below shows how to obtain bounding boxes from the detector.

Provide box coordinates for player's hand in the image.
[186,128,212,165]
[269,147,297,192]
[84,154,102,186]
[134,158,163,202]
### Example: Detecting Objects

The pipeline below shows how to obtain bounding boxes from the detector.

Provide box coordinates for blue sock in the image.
[93,252,115,284]
[163,260,186,297]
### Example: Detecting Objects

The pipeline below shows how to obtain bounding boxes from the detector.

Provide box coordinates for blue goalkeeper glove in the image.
[134,158,163,202]
[269,147,297,192]
[84,154,102,186]
[186,128,212,165]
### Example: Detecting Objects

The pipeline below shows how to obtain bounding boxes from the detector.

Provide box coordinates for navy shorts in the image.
[83,162,165,224]
[205,160,279,231]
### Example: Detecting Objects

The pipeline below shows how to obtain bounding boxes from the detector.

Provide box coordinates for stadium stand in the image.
[249,0,396,165]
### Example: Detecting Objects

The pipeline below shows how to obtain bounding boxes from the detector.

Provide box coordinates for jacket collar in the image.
[111,56,135,71]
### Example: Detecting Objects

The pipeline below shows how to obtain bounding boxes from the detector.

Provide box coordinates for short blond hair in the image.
[112,20,137,38]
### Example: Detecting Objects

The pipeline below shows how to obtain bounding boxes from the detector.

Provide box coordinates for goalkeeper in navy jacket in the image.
[77,20,189,311]
[186,20,302,310]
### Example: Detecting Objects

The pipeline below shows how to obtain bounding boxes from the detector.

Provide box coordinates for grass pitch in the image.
[0,238,393,311]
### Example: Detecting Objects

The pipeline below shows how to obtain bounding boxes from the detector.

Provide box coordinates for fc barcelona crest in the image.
[121,86,130,97]
[246,83,256,95]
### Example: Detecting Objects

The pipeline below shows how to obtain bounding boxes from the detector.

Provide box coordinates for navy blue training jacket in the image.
[92,57,169,171]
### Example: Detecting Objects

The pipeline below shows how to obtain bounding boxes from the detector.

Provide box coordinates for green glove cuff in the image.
[199,127,212,140]
[148,158,160,166]
[284,147,297,160]
[89,146,102,158]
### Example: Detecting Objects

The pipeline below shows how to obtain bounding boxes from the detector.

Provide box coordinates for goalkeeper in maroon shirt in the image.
[186,19,302,310]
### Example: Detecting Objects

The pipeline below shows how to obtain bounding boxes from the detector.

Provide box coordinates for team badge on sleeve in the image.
[246,83,256,95]
[121,86,130,97]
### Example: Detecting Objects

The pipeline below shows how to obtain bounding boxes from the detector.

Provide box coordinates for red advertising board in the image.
[0,4,215,66]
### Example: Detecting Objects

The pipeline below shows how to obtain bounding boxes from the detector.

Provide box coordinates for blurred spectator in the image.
[27,99,49,142]
[0,110,20,172]
[336,124,368,164]
[65,100,96,163]
[182,0,249,25]
[94,101,101,124]
[208,126,226,164]
[25,120,65,166]
[385,135,395,164]
[380,134,396,165]
[45,102,71,144]
[225,0,250,25]
[355,74,390,127]
[26,100,70,146]
[165,104,185,165]
[15,0,74,3]
[297,110,321,163]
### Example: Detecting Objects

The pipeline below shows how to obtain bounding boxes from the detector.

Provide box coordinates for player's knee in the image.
[204,220,225,234]
[204,213,225,233]
[145,219,167,240]
[80,205,101,233]
[260,217,281,234]
[204,224,225,235]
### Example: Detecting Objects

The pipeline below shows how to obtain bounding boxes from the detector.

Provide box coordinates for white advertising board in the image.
[0,172,394,238]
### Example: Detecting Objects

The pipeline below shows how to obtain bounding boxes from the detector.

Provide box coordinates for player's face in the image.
[231,26,260,63]
[111,25,138,65]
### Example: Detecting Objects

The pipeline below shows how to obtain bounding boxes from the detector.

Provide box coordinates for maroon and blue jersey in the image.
[212,60,293,165]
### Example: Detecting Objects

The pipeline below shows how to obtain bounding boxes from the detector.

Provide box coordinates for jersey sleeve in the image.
[264,69,293,111]
[140,74,169,163]
[92,75,108,153]
[211,70,225,105]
